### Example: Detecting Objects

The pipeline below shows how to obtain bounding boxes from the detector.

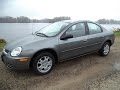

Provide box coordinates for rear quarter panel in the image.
[101,27,115,46]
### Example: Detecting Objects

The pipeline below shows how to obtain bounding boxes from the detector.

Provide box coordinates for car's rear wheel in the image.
[32,52,55,75]
[99,42,110,56]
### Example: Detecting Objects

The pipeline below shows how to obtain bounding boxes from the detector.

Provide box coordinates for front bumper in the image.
[1,52,30,70]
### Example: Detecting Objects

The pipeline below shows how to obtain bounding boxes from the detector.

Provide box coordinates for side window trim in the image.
[64,22,87,37]
[84,22,89,35]
[87,22,103,35]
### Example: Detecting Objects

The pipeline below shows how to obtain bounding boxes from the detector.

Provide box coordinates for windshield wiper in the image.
[36,33,48,37]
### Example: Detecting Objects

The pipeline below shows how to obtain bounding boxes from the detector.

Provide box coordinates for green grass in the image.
[114,31,120,37]
[0,39,6,51]
[0,43,6,48]
[0,43,5,51]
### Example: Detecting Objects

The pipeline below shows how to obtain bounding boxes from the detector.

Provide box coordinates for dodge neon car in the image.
[1,20,115,75]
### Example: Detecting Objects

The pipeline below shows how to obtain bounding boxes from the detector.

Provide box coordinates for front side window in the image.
[87,23,102,34]
[66,23,86,38]
[36,22,69,36]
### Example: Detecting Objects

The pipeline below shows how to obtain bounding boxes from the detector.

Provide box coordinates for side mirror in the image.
[60,33,73,40]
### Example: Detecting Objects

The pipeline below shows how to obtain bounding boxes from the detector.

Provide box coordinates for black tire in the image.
[31,52,55,75]
[99,42,110,56]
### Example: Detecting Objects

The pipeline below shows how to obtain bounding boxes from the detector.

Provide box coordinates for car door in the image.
[59,22,89,60]
[86,22,104,52]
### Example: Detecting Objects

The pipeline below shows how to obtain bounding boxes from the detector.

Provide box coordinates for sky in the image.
[0,0,120,20]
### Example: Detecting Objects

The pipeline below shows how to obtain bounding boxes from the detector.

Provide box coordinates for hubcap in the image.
[103,44,110,55]
[37,56,52,73]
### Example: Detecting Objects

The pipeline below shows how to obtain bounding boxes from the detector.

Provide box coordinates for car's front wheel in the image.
[32,52,55,75]
[99,42,110,56]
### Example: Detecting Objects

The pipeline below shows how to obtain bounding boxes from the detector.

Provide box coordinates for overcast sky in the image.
[0,0,120,20]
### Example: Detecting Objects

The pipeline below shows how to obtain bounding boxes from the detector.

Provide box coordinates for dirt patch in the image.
[0,79,11,90]
[90,71,120,90]
[0,37,120,90]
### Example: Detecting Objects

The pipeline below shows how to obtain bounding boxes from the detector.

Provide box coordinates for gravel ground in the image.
[0,37,120,90]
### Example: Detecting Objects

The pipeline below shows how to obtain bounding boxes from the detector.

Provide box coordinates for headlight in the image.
[11,47,22,56]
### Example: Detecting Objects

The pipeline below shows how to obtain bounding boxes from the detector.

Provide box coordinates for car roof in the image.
[59,20,92,23]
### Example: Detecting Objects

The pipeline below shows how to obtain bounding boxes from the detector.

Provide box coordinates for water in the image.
[0,23,49,42]
[101,24,120,31]
[0,23,120,42]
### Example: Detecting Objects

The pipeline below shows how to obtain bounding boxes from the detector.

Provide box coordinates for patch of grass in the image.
[0,39,6,51]
[114,31,120,37]
[0,43,6,48]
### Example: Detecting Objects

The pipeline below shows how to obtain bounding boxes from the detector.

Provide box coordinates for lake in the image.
[0,23,49,42]
[0,23,120,42]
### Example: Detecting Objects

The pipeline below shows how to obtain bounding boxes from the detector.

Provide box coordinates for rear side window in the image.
[87,23,102,34]
[66,23,86,38]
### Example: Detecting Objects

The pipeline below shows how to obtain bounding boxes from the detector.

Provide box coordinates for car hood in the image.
[5,34,48,51]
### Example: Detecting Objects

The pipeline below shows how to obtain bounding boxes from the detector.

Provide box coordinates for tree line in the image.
[0,16,120,24]
[97,19,120,24]
[0,16,71,23]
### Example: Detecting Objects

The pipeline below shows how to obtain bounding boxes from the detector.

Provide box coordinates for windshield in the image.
[36,22,69,37]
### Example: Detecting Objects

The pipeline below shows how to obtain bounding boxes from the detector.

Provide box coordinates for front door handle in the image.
[83,39,87,42]
[101,36,104,38]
